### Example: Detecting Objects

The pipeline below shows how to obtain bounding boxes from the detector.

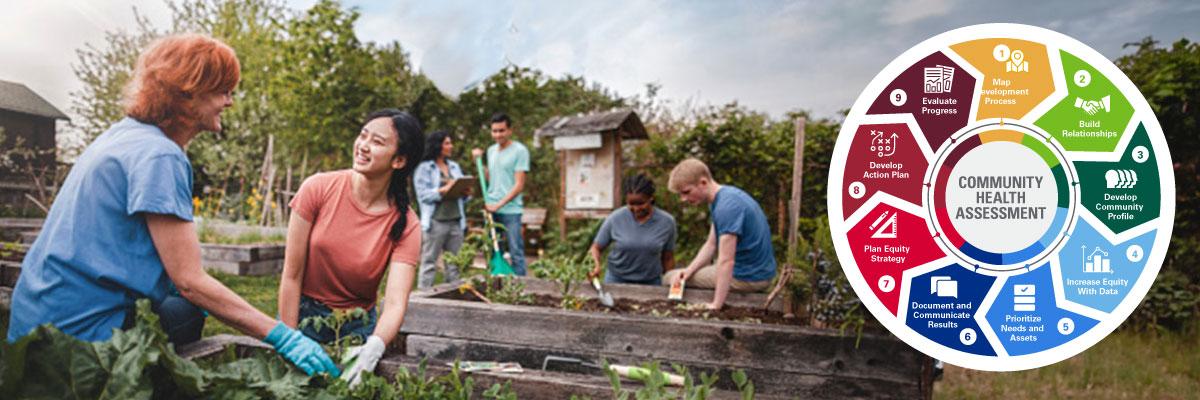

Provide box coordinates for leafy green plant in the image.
[0,299,521,399]
[460,274,534,306]
[300,307,368,361]
[444,233,487,278]
[488,275,534,305]
[0,241,22,260]
[530,254,592,310]
[543,219,602,259]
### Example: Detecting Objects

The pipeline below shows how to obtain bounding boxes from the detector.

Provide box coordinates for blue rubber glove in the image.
[263,322,341,377]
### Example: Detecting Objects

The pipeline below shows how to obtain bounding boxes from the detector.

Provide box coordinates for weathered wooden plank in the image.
[0,286,12,311]
[200,244,286,263]
[177,334,271,360]
[19,231,38,245]
[0,218,44,229]
[377,355,786,400]
[1,260,20,287]
[421,276,785,313]
[403,292,926,386]
[406,334,920,399]
[178,335,781,400]
[202,259,281,276]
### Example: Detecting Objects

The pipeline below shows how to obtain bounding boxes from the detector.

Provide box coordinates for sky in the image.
[1,0,1198,128]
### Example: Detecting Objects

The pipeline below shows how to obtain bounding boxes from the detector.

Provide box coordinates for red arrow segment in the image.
[847,203,946,315]
[867,51,975,152]
[841,123,929,218]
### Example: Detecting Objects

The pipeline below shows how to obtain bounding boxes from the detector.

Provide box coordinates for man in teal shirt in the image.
[472,113,530,275]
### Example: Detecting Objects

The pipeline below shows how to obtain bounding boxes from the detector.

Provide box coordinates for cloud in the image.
[883,0,956,25]
[0,1,171,117]
[1,0,1197,130]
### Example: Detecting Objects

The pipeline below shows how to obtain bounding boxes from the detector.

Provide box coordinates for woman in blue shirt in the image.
[414,130,470,288]
[6,34,337,377]
[588,174,677,285]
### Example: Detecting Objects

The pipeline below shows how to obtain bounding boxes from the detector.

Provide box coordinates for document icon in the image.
[931,276,958,298]
[923,65,955,94]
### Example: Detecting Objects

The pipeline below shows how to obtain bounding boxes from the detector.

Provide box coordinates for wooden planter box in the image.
[402,277,934,399]
[7,228,282,277]
[0,260,20,287]
[177,335,768,399]
[200,243,285,276]
[0,243,281,279]
[1,243,28,287]
[0,218,42,242]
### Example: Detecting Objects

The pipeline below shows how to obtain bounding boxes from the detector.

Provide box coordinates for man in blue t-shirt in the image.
[664,158,776,310]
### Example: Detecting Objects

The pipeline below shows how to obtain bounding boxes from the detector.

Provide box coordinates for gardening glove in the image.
[263,322,341,377]
[341,335,386,386]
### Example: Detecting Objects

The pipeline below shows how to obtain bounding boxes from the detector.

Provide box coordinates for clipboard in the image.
[443,176,478,199]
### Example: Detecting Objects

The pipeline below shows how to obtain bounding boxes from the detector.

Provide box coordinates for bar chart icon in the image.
[1083,246,1112,273]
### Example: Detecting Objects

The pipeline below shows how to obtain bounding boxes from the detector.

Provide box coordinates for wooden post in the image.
[612,132,622,210]
[787,117,806,263]
[788,117,806,318]
[259,134,275,227]
[558,150,567,239]
[768,117,806,315]
[283,165,293,222]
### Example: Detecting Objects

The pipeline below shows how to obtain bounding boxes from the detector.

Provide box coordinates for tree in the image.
[424,65,627,211]
[1116,37,1200,330]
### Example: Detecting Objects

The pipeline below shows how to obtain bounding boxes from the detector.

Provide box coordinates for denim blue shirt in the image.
[7,117,192,342]
[414,159,468,231]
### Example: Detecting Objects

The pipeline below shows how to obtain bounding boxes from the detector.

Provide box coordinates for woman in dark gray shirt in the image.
[588,174,677,285]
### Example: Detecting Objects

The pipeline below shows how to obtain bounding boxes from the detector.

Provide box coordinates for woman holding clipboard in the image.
[414,130,472,288]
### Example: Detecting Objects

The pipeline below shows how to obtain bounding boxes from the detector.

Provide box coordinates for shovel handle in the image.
[609,365,686,386]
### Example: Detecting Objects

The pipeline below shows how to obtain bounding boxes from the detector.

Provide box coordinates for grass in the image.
[936,322,1200,399]
[197,228,285,245]
[202,270,281,337]
[201,266,464,337]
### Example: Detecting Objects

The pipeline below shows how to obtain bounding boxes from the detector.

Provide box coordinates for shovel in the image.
[591,277,615,308]
[542,355,685,386]
[475,156,514,276]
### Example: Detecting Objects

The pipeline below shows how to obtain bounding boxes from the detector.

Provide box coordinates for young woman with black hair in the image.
[277,109,425,384]
[588,173,679,285]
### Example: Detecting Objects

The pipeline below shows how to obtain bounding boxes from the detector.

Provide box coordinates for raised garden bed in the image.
[200,243,285,276]
[178,334,770,399]
[5,223,285,276]
[0,218,42,242]
[402,277,934,399]
[0,242,27,288]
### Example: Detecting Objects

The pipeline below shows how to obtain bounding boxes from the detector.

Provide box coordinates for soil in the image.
[443,285,808,326]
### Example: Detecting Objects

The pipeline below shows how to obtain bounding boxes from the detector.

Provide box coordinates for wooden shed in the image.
[534,108,647,236]
[0,80,68,181]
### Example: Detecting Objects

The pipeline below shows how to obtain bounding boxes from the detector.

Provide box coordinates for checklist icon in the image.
[1014,284,1036,312]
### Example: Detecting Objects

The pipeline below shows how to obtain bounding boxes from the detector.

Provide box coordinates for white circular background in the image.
[946,141,1058,253]
[827,23,1176,371]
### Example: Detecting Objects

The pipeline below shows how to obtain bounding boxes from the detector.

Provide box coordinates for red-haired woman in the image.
[6,34,338,376]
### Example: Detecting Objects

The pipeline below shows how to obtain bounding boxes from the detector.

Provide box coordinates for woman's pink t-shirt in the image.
[289,170,420,310]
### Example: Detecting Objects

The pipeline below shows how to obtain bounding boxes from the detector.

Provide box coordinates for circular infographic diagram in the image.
[828,24,1175,371]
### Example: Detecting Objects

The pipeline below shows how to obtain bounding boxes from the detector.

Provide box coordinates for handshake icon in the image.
[1074,95,1111,115]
